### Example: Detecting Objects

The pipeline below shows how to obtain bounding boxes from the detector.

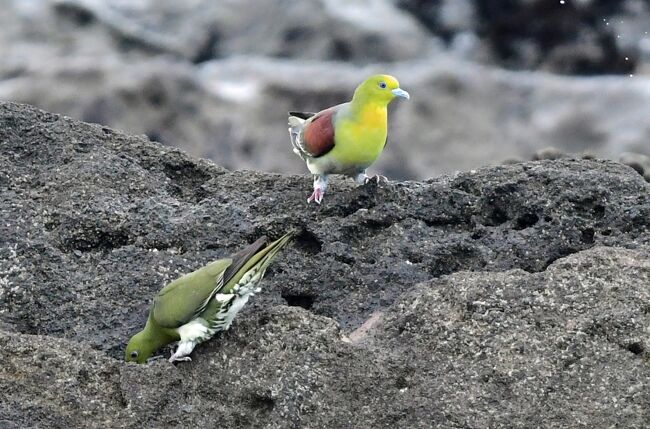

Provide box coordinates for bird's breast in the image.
[333,106,388,169]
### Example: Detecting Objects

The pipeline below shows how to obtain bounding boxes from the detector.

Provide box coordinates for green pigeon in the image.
[125,232,294,364]
[288,74,409,204]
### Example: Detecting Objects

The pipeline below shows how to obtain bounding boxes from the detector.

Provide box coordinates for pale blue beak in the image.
[391,88,410,100]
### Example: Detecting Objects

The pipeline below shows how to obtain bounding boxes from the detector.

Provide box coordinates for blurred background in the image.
[1,0,649,180]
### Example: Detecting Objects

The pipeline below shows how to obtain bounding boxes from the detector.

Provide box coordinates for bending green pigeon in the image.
[125,232,294,364]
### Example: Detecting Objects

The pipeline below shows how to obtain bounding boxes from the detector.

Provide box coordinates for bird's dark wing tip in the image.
[222,236,268,283]
[289,111,316,120]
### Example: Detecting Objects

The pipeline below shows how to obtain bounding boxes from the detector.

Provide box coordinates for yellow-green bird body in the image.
[326,104,388,170]
[289,74,409,203]
[125,232,294,364]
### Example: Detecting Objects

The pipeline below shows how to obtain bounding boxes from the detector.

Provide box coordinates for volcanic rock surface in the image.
[1,102,649,427]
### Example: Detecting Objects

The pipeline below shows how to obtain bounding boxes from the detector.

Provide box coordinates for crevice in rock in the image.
[581,228,595,244]
[419,213,468,229]
[540,246,589,272]
[281,293,315,310]
[624,341,645,356]
[426,244,488,277]
[162,159,211,204]
[59,229,131,253]
[248,392,276,414]
[514,212,540,230]
[293,229,322,255]
[483,206,508,227]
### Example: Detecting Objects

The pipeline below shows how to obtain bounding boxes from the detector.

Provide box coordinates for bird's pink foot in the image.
[307,188,325,204]
[308,175,329,204]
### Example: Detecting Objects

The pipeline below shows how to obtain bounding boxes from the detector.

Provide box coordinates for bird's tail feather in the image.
[288,113,309,161]
[222,231,295,294]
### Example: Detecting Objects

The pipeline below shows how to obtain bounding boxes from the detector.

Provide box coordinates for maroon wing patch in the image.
[303,109,336,158]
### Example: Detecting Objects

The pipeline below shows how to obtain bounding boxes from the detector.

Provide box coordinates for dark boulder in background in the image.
[1,102,649,427]
[397,0,644,74]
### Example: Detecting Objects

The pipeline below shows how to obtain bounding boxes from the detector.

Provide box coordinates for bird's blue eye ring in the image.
[379,81,387,89]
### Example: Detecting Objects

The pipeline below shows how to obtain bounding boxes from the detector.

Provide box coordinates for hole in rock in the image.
[514,212,539,230]
[626,341,644,355]
[581,228,595,244]
[249,394,275,412]
[592,204,606,218]
[282,293,315,310]
[294,229,322,255]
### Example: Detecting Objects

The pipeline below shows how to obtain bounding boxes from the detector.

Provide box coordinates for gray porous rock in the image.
[1,102,649,428]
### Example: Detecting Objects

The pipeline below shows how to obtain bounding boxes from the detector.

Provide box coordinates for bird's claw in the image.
[169,355,192,363]
[307,188,324,204]
[364,175,388,185]
[146,355,166,363]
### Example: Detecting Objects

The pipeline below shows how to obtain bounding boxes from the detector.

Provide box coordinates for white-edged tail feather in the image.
[288,114,309,161]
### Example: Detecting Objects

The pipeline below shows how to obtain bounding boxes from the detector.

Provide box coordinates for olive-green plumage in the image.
[125,232,294,364]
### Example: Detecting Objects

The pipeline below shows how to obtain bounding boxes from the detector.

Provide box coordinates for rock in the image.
[532,147,570,161]
[1,101,649,427]
[620,152,650,182]
[0,0,435,68]
[2,250,649,428]
[0,331,126,428]
[397,0,647,75]
[367,246,650,427]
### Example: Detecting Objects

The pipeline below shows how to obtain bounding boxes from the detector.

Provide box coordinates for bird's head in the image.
[125,330,157,364]
[353,74,410,105]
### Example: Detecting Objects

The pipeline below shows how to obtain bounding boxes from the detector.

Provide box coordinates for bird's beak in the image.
[391,88,410,100]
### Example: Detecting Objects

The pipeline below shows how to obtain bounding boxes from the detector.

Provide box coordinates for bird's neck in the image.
[142,319,178,351]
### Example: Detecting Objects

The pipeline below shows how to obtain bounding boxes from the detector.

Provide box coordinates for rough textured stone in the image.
[367,246,650,428]
[1,102,649,427]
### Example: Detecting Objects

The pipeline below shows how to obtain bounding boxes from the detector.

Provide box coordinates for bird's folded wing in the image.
[290,107,338,158]
[152,259,232,328]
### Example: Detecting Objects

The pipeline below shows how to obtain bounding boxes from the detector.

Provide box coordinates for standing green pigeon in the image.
[288,74,409,204]
[125,232,294,364]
